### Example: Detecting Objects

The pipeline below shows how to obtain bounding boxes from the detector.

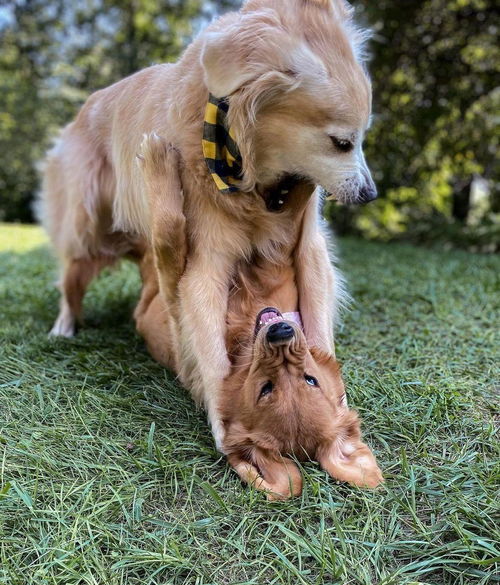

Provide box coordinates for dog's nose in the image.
[359,172,378,203]
[267,322,294,343]
[359,183,377,203]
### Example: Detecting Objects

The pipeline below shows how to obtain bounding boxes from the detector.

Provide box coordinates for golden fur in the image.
[134,134,382,499]
[40,0,376,450]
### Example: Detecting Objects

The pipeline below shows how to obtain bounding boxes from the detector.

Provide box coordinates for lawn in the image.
[0,223,498,585]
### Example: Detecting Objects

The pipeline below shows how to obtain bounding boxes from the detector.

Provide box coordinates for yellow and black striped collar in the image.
[202,94,243,194]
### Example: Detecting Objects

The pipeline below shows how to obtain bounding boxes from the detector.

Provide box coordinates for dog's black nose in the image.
[266,322,294,343]
[359,172,378,203]
[359,184,378,203]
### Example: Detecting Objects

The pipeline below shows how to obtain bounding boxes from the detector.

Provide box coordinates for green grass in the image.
[0,223,498,585]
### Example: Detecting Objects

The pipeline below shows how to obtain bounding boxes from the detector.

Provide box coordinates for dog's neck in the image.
[202,94,315,214]
[225,253,299,369]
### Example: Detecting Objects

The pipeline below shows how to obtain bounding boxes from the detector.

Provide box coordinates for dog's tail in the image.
[37,123,109,262]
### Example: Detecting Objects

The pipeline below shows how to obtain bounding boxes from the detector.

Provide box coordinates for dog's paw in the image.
[137,132,174,172]
[49,314,76,338]
[212,419,228,454]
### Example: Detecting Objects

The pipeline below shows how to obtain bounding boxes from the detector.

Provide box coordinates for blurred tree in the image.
[0,0,67,222]
[0,0,239,222]
[329,0,499,249]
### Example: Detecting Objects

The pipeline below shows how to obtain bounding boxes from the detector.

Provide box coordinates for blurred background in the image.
[0,0,498,251]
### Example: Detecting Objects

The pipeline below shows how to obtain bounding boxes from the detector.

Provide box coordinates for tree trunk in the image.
[451,179,472,223]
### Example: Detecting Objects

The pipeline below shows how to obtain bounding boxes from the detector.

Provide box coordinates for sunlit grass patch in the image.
[0,222,49,252]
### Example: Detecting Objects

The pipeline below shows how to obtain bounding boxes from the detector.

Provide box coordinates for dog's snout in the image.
[267,322,294,344]
[359,170,377,203]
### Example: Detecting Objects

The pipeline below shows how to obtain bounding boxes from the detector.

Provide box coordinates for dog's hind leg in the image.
[50,256,114,337]
[41,128,119,337]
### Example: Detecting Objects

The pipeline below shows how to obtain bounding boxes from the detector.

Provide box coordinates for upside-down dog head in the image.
[200,0,376,204]
[221,308,383,500]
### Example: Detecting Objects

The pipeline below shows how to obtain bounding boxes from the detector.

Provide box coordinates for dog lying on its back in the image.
[135,134,383,500]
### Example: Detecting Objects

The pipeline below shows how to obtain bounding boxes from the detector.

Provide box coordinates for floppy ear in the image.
[227,448,302,501]
[200,10,308,98]
[201,31,258,98]
[222,417,302,500]
[317,414,383,488]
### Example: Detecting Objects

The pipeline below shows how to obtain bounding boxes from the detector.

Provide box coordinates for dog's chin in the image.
[323,180,378,205]
[258,173,374,206]
[323,189,372,205]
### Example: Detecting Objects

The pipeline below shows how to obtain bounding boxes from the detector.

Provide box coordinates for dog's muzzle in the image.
[359,171,377,203]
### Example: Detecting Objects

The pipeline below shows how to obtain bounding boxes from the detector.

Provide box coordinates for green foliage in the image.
[0,0,233,222]
[329,0,499,248]
[0,1,68,222]
[1,224,499,584]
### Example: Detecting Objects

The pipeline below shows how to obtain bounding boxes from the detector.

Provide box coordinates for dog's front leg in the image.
[294,195,339,354]
[138,133,187,372]
[177,250,234,451]
[138,134,186,308]
[139,134,233,450]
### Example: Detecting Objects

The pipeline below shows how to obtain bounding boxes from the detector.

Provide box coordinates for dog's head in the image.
[221,308,383,499]
[201,0,376,204]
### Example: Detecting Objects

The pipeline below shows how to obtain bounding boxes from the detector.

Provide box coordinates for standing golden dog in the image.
[40,0,377,450]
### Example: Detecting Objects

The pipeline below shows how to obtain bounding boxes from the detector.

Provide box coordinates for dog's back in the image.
[39,65,174,260]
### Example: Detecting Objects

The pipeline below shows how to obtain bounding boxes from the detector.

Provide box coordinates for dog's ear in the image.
[332,0,355,20]
[228,448,302,501]
[201,10,308,98]
[243,0,351,19]
[224,422,302,500]
[201,31,258,97]
[316,413,383,488]
[303,0,333,8]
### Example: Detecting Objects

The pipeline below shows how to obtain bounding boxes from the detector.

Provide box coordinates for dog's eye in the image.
[330,136,353,153]
[304,374,319,387]
[260,381,273,398]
